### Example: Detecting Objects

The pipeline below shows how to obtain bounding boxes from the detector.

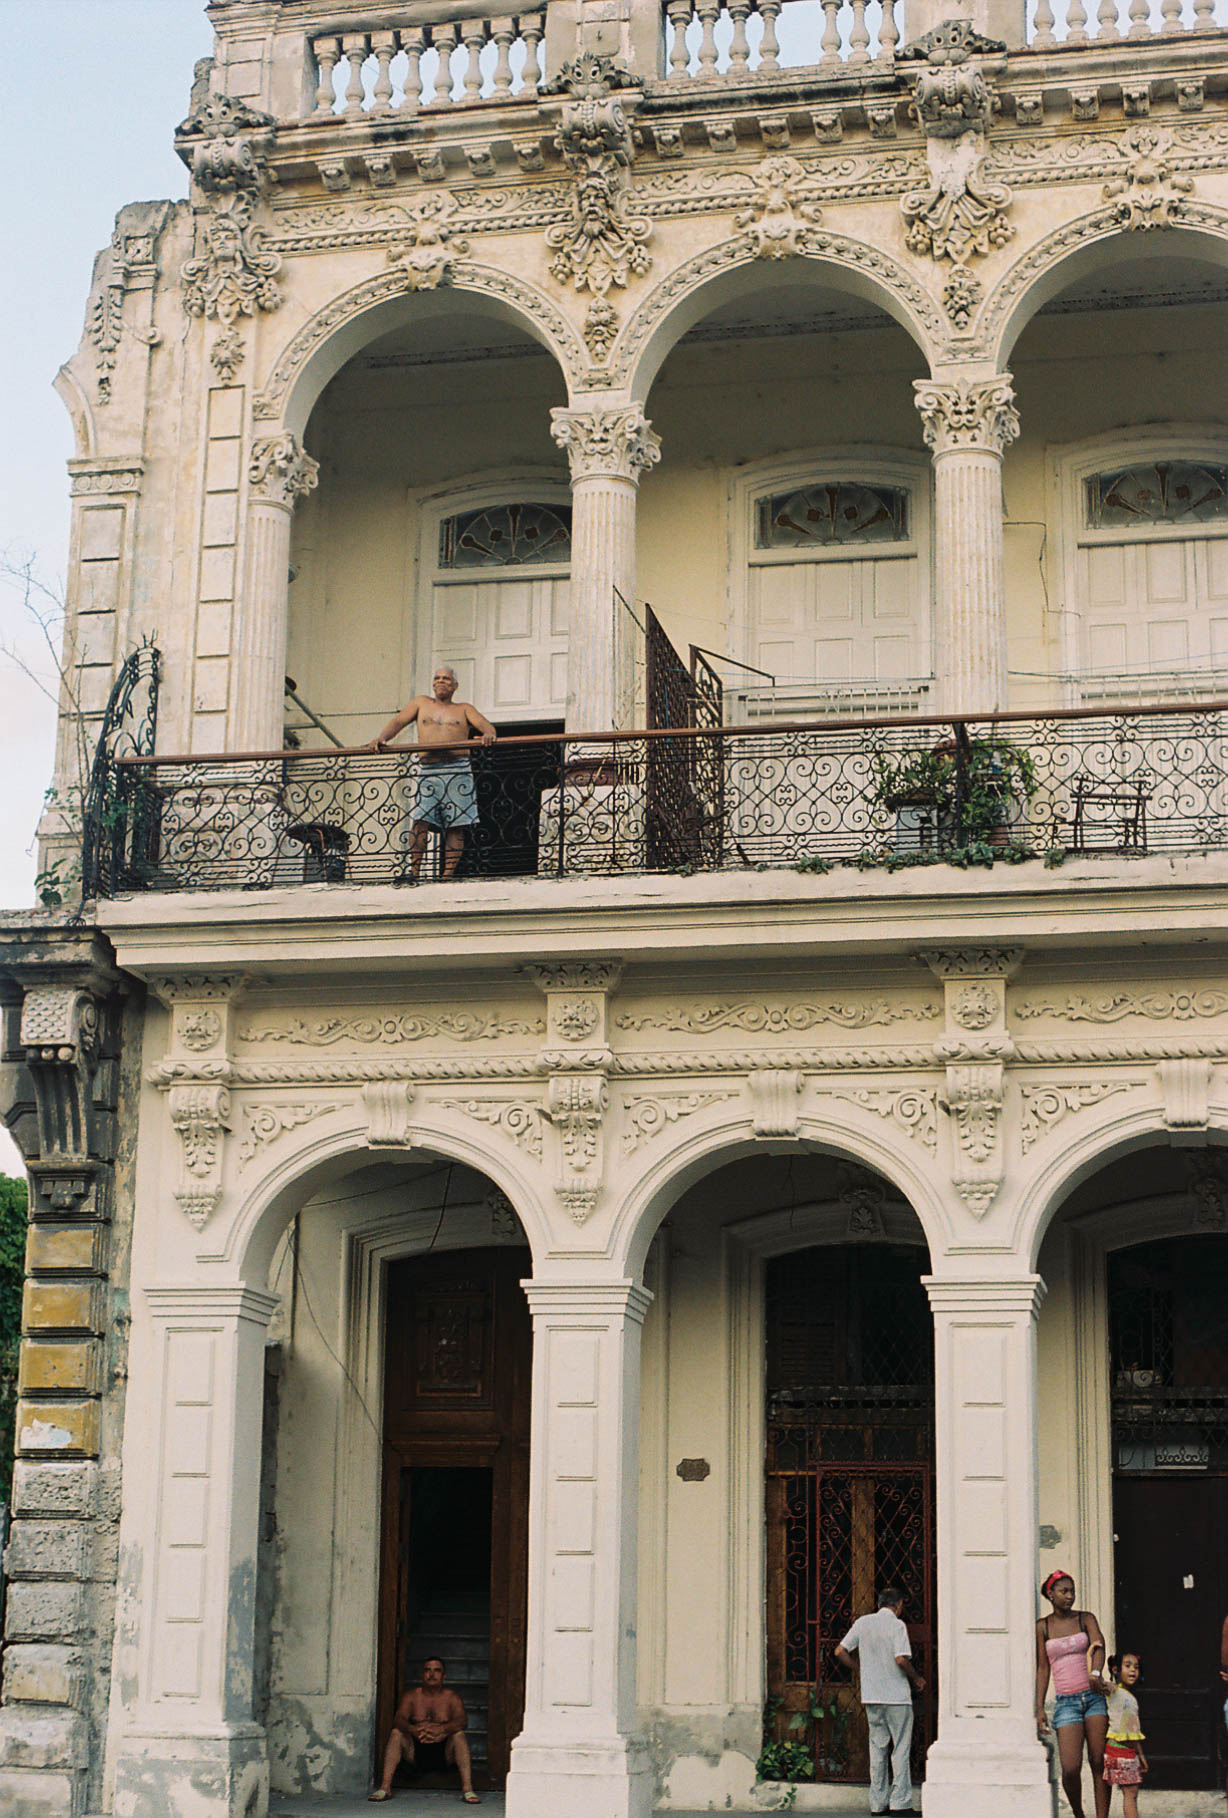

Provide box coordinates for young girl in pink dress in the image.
[1103,1652,1148,1816]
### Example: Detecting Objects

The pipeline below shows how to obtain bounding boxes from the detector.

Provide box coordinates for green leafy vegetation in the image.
[871,735,1038,846]
[1,1173,29,1507]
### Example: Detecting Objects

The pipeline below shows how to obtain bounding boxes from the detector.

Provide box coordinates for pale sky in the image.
[0,1,213,1169]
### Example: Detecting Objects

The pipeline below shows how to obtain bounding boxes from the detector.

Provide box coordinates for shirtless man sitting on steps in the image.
[369,1655,479,1803]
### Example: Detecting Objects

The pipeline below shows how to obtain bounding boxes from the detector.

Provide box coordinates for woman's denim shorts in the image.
[1053,1688,1108,1729]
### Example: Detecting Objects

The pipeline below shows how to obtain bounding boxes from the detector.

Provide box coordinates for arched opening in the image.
[636,1148,936,1809]
[637,268,933,729]
[1038,1143,1228,1791]
[1002,242,1228,709]
[254,1149,534,1799]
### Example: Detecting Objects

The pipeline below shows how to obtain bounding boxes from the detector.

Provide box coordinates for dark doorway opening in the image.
[1110,1234,1228,1789]
[379,1248,532,1788]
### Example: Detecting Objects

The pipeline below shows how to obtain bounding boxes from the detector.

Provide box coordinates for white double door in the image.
[748,550,926,691]
[1078,532,1228,693]
[431,570,570,723]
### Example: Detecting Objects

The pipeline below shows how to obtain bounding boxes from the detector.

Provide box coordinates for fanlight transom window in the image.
[439,501,572,569]
[1085,462,1228,533]
[756,482,909,551]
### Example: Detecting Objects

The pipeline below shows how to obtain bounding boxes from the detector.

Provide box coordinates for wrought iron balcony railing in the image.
[83,700,1228,898]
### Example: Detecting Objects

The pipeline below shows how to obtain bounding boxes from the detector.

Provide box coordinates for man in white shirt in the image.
[835,1586,925,1815]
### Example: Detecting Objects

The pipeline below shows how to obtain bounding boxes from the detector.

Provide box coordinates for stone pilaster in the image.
[922,1275,1054,1818]
[0,926,131,1818]
[550,405,661,732]
[506,1280,655,1818]
[231,433,318,751]
[913,374,1020,717]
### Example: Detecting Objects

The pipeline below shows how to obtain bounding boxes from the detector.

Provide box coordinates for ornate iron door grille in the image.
[644,604,724,868]
[765,1245,936,1786]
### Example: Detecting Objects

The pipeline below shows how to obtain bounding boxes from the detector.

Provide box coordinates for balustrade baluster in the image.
[1066,0,1089,39]
[1031,0,1056,46]
[728,0,752,69]
[878,0,899,63]
[462,22,487,100]
[1127,0,1152,34]
[849,0,871,64]
[432,22,460,101]
[342,34,370,116]
[1158,0,1183,27]
[1096,0,1120,39]
[1193,0,1214,29]
[758,0,781,68]
[667,0,694,75]
[821,0,842,64]
[519,14,544,91]
[402,27,426,107]
[371,31,397,112]
[491,18,516,94]
[313,36,342,115]
[696,0,721,75]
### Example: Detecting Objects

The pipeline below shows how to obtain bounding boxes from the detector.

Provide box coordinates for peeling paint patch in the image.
[21,1418,75,1449]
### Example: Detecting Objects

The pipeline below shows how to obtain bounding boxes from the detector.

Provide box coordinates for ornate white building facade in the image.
[3,1,1228,1815]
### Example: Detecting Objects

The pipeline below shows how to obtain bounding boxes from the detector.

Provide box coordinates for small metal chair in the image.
[1068,775,1149,854]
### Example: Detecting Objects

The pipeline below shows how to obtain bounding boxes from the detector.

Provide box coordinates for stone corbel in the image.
[1158,1057,1212,1136]
[544,1073,609,1223]
[748,1068,804,1139]
[363,1080,417,1147]
[924,948,1020,1216]
[168,1083,232,1231]
[19,986,103,1218]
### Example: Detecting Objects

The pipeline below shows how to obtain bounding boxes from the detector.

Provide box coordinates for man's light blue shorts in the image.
[415,760,478,829]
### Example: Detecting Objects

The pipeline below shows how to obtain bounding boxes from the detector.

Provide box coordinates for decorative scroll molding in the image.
[735,155,823,259]
[387,191,470,291]
[550,403,661,483]
[941,1061,1003,1165]
[1015,990,1228,1024]
[238,1100,342,1165]
[1103,126,1195,231]
[544,1073,608,1218]
[1019,1082,1136,1153]
[822,1086,939,1152]
[168,1084,231,1229]
[248,433,320,508]
[621,1091,738,1155]
[451,1096,544,1159]
[748,1069,804,1138]
[362,1080,416,1147]
[240,1011,542,1044]
[616,998,937,1033]
[913,375,1020,456]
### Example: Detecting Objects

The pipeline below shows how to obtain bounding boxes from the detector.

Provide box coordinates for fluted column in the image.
[550,405,661,733]
[232,433,319,750]
[914,374,1020,717]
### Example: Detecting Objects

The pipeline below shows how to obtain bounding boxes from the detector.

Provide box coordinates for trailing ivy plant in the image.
[871,735,1037,845]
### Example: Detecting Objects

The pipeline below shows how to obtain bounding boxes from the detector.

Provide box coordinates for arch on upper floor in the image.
[609,1099,953,1281]
[54,364,97,461]
[981,202,1228,374]
[213,1103,553,1283]
[255,261,588,440]
[610,233,946,405]
[1015,1096,1228,1272]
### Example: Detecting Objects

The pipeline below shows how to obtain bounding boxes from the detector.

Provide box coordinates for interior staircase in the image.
[400,1593,491,1786]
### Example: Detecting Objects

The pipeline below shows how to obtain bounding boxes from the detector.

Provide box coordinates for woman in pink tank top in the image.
[1036,1571,1110,1818]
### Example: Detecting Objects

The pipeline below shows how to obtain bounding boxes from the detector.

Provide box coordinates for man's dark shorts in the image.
[411,1739,450,1775]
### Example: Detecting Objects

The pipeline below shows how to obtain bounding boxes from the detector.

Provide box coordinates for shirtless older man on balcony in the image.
[368,1656,479,1803]
[369,666,496,881]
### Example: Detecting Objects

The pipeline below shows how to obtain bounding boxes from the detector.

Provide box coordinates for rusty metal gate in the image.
[765,1244,936,1786]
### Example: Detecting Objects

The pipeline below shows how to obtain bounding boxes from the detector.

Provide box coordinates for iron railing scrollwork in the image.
[80,639,161,899]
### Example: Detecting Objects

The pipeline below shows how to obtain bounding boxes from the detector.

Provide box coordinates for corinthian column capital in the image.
[248,432,320,508]
[550,404,662,484]
[913,374,1020,457]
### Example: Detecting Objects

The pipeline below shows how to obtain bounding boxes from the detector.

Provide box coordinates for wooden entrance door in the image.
[378,1248,532,1786]
[1113,1477,1228,1788]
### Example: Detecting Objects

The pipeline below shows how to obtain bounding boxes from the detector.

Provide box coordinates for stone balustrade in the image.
[663,0,900,76]
[1031,0,1219,46]
[308,13,546,116]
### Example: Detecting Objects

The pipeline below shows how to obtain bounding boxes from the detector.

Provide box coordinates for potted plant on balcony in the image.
[871,735,1036,853]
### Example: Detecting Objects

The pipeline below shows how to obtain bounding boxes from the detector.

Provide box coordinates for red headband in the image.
[1041,1570,1073,1598]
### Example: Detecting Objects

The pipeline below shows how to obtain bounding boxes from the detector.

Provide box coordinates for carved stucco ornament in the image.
[550,405,662,483]
[248,434,320,508]
[735,156,823,260]
[545,1074,608,1220]
[899,20,1011,324]
[913,375,1020,456]
[387,192,471,291]
[89,213,166,404]
[543,53,650,363]
[168,1083,231,1230]
[1103,127,1195,230]
[177,87,281,381]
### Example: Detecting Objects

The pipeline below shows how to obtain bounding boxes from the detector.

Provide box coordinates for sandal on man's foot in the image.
[462,1794,481,1804]
[368,1791,392,1802]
